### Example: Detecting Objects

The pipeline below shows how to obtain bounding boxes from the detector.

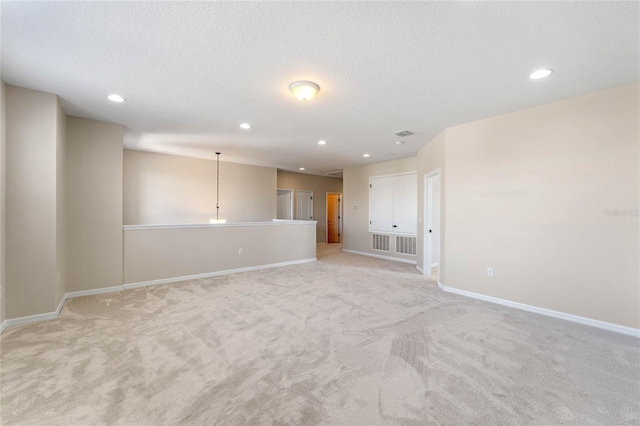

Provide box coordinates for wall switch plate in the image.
[238,248,243,255]
[487,267,494,277]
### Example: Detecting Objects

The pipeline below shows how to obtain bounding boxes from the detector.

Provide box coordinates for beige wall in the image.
[124,150,277,225]
[443,83,639,329]
[417,130,446,280]
[276,170,343,243]
[0,81,6,323]
[343,157,418,261]
[124,223,316,284]
[5,85,63,317]
[66,117,123,293]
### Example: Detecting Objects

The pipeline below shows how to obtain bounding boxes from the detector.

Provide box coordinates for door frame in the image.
[296,190,313,220]
[276,188,294,220]
[326,192,343,243]
[423,169,441,279]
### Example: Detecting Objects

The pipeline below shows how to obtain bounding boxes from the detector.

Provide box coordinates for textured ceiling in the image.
[2,2,638,175]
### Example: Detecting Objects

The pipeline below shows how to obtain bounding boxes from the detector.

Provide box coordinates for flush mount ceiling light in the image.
[107,94,125,102]
[299,167,305,171]
[289,81,320,101]
[239,123,251,129]
[318,140,327,145]
[363,154,370,158]
[529,69,553,79]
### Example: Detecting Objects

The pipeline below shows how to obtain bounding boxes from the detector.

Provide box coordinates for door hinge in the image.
[370,221,372,224]
[338,216,341,219]
[310,196,313,200]
[338,233,341,236]
[369,184,372,188]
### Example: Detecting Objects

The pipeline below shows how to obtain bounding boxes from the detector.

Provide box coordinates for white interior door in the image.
[369,176,394,232]
[297,190,313,220]
[424,171,441,278]
[276,189,292,219]
[393,173,417,234]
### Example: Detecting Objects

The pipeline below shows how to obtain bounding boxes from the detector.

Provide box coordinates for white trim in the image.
[123,258,317,290]
[342,248,417,265]
[437,281,640,338]
[369,171,418,179]
[54,294,67,316]
[0,258,317,333]
[431,263,438,268]
[416,265,424,273]
[65,285,125,300]
[3,311,59,328]
[124,220,317,231]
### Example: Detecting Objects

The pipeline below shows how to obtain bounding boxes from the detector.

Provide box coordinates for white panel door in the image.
[369,176,394,232]
[276,191,292,219]
[393,173,417,234]
[297,190,313,220]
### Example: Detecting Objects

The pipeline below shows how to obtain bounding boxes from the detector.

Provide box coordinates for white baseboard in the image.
[342,249,417,265]
[416,265,424,274]
[437,281,640,338]
[3,311,59,329]
[0,258,317,333]
[123,258,317,290]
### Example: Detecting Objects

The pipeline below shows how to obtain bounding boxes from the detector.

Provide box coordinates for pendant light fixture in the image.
[209,152,227,224]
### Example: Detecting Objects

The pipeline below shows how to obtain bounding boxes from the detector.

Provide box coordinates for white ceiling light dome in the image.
[107,94,125,102]
[529,69,553,79]
[289,81,320,101]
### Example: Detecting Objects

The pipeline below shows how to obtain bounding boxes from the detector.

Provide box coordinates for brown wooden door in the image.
[327,194,340,243]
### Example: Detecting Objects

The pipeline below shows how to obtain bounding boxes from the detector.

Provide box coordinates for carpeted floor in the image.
[1,244,639,425]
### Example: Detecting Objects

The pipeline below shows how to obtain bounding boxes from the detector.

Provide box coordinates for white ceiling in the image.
[2,1,638,175]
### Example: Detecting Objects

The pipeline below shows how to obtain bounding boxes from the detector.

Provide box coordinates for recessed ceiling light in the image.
[395,141,404,145]
[529,69,553,80]
[289,81,320,101]
[240,123,251,129]
[299,167,305,171]
[363,154,370,158]
[318,140,327,145]
[107,94,125,102]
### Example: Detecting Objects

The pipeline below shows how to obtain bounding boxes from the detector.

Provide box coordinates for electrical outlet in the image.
[487,267,494,277]
[238,248,243,255]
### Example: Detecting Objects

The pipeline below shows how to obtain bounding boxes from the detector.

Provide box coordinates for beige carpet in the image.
[1,244,639,425]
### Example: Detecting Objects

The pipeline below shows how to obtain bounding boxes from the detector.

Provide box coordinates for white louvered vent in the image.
[396,236,417,255]
[393,130,414,137]
[372,234,390,252]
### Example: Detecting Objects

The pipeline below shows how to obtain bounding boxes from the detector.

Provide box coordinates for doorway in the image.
[326,193,342,243]
[297,190,313,220]
[424,170,441,280]
[276,189,293,220]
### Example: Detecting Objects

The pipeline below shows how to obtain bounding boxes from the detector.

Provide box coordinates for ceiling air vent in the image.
[393,130,413,137]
